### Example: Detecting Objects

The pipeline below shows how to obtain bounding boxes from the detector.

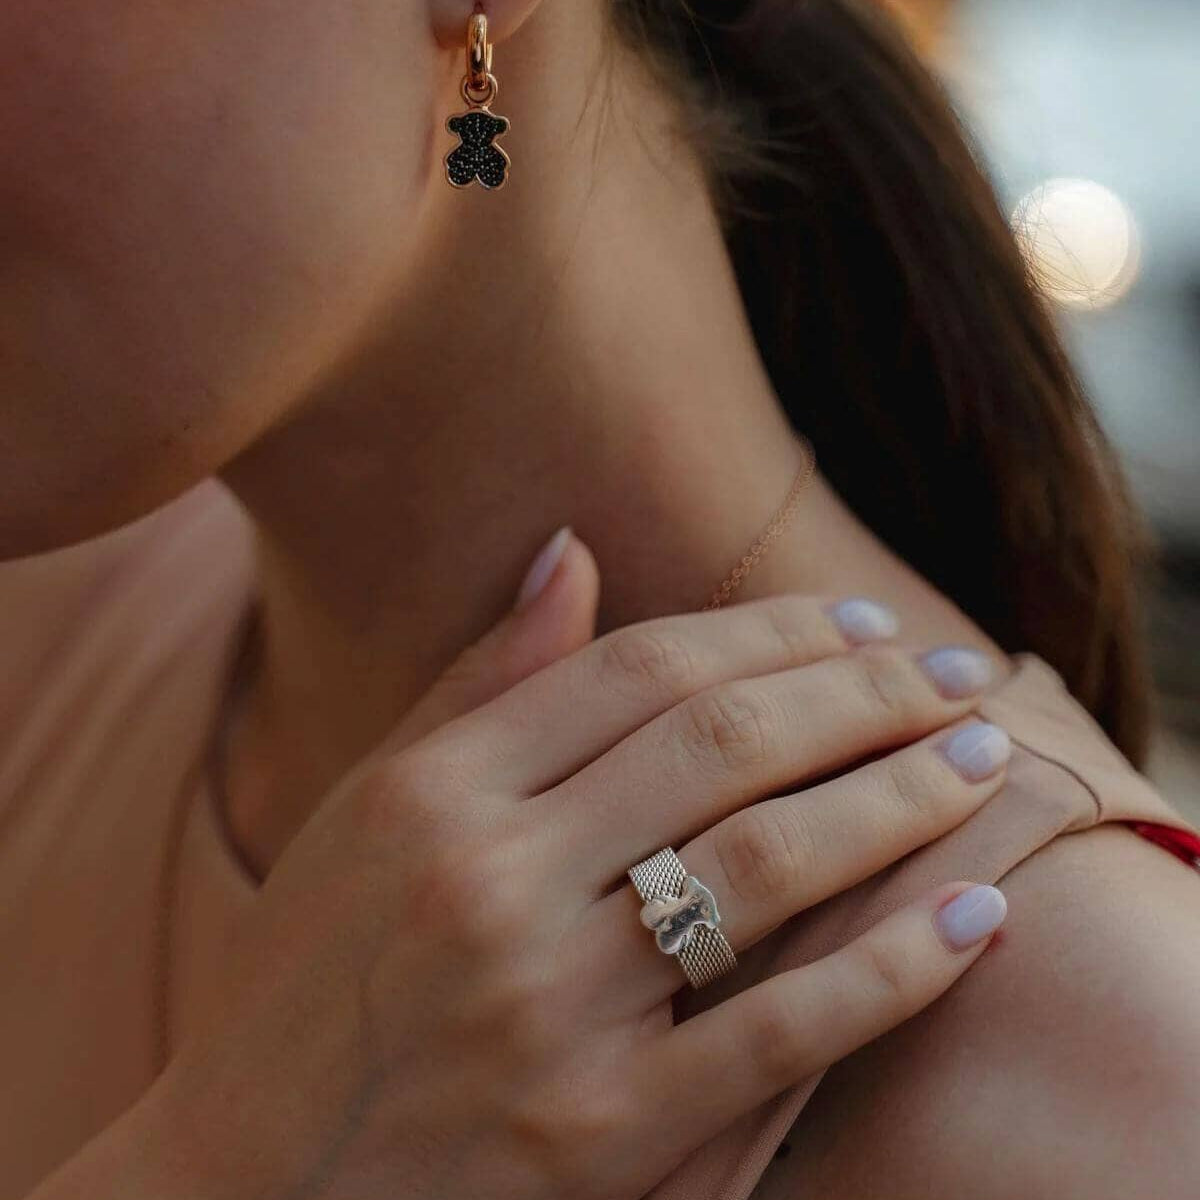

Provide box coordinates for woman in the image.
[4,0,1198,1197]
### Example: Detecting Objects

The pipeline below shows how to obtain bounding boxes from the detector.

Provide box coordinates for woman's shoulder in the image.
[766,821,1200,1199]
[758,658,1200,1199]
[0,481,254,774]
[0,479,250,653]
[0,483,255,1183]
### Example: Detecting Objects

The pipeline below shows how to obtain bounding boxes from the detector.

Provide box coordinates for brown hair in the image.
[615,0,1152,762]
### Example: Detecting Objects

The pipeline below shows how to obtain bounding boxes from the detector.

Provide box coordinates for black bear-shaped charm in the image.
[445,109,510,190]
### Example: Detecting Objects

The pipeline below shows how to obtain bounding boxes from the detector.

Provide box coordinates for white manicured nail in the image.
[942,722,1011,781]
[515,526,571,612]
[935,885,1007,951]
[829,598,900,644]
[920,646,994,698]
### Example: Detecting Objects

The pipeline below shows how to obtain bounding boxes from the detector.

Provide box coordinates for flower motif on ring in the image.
[639,876,722,955]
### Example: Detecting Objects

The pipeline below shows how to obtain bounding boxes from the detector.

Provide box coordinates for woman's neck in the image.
[218,20,1000,876]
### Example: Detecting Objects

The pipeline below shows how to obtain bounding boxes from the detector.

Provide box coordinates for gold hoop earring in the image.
[444,13,511,191]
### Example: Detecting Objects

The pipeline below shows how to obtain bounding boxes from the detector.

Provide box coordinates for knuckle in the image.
[714,804,814,906]
[760,594,841,663]
[456,859,532,944]
[347,740,475,852]
[681,684,776,772]
[508,1089,627,1191]
[403,841,477,923]
[415,837,531,946]
[507,1094,568,1176]
[879,753,939,829]
[562,1093,626,1148]
[745,988,814,1085]
[348,754,436,844]
[859,936,918,1009]
[377,742,452,806]
[849,644,923,722]
[600,624,699,699]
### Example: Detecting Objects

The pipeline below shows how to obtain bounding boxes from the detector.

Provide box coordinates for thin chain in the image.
[702,437,817,611]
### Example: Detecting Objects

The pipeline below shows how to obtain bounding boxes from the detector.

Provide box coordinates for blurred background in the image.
[890,0,1199,821]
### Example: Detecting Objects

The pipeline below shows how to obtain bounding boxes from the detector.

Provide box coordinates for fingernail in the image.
[828,598,900,644]
[935,885,1007,952]
[515,526,571,612]
[920,646,994,698]
[941,722,1011,781]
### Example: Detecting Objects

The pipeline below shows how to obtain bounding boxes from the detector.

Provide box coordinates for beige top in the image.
[0,481,1194,1199]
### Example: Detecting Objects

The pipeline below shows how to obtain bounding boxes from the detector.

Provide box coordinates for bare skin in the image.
[0,0,1002,874]
[212,7,1006,878]
[1,0,1197,1196]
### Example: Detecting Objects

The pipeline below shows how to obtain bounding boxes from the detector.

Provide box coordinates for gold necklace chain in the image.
[151,436,817,1075]
[702,436,817,611]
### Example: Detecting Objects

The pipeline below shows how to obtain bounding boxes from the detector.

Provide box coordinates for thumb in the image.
[392,527,600,747]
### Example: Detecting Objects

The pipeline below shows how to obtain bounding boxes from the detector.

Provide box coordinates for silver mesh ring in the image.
[628,848,737,989]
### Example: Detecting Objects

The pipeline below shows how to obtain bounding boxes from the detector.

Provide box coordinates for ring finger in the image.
[545,642,997,890]
[577,717,1011,1013]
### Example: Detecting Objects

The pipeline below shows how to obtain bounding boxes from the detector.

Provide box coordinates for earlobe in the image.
[428,0,545,50]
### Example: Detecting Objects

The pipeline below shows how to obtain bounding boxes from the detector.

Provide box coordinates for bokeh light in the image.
[1011,178,1142,311]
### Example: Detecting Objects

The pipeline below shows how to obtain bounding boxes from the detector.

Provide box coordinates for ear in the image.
[429,1,546,50]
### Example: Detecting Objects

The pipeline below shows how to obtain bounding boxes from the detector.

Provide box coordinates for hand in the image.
[138,533,1009,1200]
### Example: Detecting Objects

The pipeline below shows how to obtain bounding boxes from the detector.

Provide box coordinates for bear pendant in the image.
[445,107,511,191]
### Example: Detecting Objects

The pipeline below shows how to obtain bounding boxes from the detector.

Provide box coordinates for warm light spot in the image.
[1011,178,1141,311]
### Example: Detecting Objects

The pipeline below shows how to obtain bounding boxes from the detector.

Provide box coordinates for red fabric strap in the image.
[1131,821,1200,869]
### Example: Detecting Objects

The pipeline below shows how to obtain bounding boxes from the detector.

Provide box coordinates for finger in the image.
[638,883,1007,1160]
[408,593,900,796]
[380,528,599,753]
[552,642,997,886]
[584,719,1011,1009]
[689,720,1012,947]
